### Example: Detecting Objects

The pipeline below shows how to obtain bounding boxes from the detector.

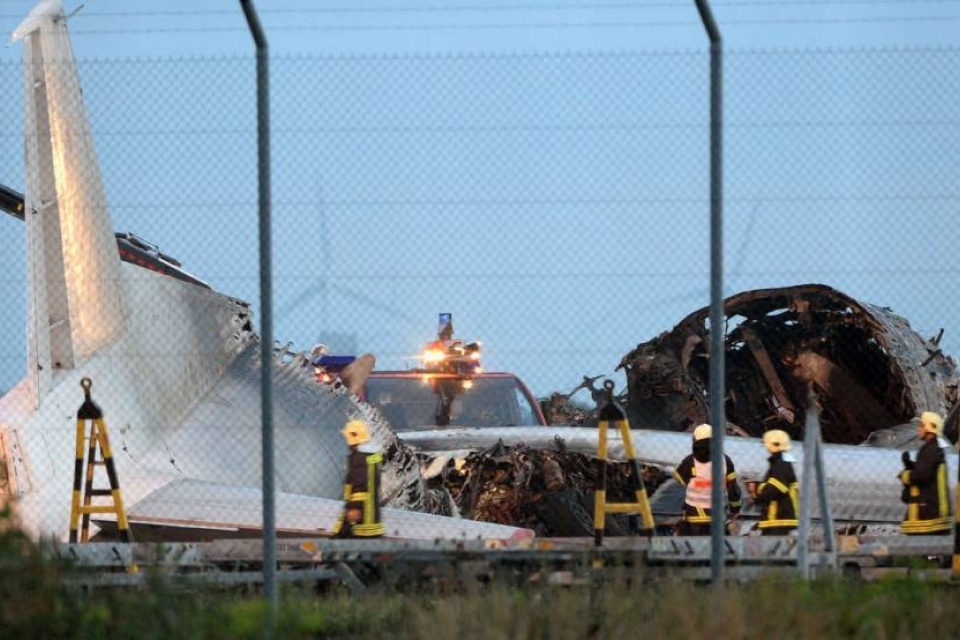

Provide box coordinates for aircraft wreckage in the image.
[402,423,957,536]
[617,284,960,445]
[398,286,960,535]
[4,2,956,542]
[0,1,528,543]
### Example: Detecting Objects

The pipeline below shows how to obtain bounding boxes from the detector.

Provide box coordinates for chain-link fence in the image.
[1,19,958,557]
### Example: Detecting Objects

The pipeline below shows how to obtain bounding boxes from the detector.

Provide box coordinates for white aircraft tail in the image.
[17,0,125,406]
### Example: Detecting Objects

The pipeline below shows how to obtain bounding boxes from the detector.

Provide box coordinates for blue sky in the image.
[1,1,959,399]
[3,0,959,57]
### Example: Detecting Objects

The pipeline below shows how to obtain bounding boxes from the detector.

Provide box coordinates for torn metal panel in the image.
[617,284,959,444]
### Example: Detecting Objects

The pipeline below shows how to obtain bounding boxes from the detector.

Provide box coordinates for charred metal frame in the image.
[619,284,959,446]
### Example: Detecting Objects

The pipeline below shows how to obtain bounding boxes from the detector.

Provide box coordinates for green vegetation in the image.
[2,514,959,639]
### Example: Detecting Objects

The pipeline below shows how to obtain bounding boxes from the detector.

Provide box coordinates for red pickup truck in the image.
[362,370,546,431]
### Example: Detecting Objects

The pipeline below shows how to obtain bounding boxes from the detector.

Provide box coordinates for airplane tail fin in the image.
[18,1,125,402]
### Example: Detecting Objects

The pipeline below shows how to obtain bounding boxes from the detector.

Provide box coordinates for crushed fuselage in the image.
[617,284,959,444]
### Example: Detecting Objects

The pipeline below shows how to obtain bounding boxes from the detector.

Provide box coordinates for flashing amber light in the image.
[462,380,474,390]
[422,349,445,364]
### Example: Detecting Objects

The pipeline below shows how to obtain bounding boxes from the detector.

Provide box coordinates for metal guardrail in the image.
[648,535,807,563]
[47,535,960,589]
[54,534,948,569]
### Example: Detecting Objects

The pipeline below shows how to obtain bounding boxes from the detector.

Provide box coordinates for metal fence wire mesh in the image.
[0,43,958,545]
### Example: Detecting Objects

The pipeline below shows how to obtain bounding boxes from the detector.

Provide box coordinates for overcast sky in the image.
[1,1,959,399]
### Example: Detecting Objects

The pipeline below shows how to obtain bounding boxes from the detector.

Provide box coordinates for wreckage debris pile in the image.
[428,439,668,537]
[618,284,960,445]
[540,392,596,427]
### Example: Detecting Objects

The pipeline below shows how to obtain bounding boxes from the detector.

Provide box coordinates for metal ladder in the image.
[68,378,134,545]
[593,380,655,545]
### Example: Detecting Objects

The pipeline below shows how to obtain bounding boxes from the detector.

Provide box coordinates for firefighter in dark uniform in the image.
[899,411,952,535]
[751,429,799,535]
[332,419,385,538]
[674,424,742,535]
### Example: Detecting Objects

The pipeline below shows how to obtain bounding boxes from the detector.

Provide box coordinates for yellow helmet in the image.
[341,419,371,446]
[919,411,943,436]
[763,429,791,453]
[693,424,712,441]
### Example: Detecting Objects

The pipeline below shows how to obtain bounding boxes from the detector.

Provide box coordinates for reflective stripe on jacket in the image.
[899,439,951,535]
[756,452,799,530]
[338,447,384,537]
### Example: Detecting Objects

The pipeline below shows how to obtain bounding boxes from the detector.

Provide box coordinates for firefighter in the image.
[751,429,799,535]
[331,418,385,538]
[673,424,742,535]
[898,411,952,535]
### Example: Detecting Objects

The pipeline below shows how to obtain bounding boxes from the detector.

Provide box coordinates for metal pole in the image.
[240,0,276,619]
[797,387,818,578]
[694,0,724,585]
[814,416,837,567]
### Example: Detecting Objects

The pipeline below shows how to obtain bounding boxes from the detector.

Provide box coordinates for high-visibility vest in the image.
[686,458,726,509]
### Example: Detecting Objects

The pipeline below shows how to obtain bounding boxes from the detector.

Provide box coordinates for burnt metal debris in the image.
[539,375,613,427]
[617,284,959,445]
[416,284,960,534]
[426,440,668,536]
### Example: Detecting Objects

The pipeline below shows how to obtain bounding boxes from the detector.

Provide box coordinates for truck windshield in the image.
[364,376,540,431]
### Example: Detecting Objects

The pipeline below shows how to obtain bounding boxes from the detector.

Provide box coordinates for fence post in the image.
[693,0,725,586]
[797,386,836,577]
[239,0,276,628]
[813,406,836,569]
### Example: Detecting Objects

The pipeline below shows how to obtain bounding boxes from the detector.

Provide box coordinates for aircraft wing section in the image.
[398,426,605,458]
[100,478,533,542]
[398,427,955,526]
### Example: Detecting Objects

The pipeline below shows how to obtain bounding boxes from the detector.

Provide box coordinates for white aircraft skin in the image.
[397,426,958,526]
[0,1,529,543]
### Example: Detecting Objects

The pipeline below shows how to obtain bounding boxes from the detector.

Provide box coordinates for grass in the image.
[1,512,959,639]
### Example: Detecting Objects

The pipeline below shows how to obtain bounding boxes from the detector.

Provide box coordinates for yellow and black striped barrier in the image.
[69,378,134,547]
[593,380,655,546]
